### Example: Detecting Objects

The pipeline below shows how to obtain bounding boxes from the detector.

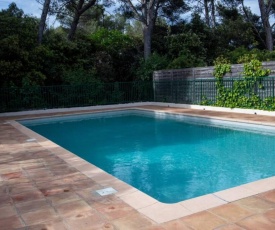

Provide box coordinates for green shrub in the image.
[136,53,169,81]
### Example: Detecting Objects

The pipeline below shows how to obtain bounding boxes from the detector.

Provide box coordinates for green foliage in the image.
[168,54,205,69]
[243,59,271,80]
[0,3,40,87]
[136,53,169,81]
[90,28,133,53]
[89,28,142,82]
[212,58,272,110]
[227,48,275,64]
[165,32,206,68]
[213,56,231,79]
[62,69,98,85]
[2,2,275,113]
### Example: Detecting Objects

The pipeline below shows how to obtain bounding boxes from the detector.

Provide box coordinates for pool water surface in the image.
[21,110,275,203]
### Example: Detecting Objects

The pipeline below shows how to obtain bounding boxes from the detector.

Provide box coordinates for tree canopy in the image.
[1,0,275,87]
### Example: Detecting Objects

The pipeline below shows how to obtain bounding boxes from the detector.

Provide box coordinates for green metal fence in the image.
[0,82,154,112]
[1,78,275,112]
[153,77,275,105]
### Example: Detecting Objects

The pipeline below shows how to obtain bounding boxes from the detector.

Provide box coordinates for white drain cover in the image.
[26,138,36,142]
[96,187,117,196]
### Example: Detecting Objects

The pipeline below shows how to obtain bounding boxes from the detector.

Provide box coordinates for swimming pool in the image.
[20,109,275,203]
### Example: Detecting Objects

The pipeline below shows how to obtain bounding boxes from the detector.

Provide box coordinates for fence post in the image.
[273,77,274,98]
[202,79,204,104]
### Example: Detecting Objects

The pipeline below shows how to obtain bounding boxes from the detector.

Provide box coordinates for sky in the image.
[0,0,262,27]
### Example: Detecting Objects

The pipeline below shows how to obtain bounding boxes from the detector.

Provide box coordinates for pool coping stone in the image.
[3,103,275,224]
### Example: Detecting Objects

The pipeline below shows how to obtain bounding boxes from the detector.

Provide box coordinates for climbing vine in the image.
[202,57,274,110]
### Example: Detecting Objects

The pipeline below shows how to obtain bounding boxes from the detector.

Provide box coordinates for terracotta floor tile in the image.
[113,212,155,230]
[259,189,275,203]
[47,163,71,170]
[90,196,120,210]
[21,207,59,225]
[0,185,8,196]
[141,225,166,230]
[36,178,66,189]
[214,224,246,230]
[8,182,38,195]
[39,184,72,197]
[11,190,44,203]
[65,210,105,230]
[49,164,78,173]
[0,215,24,229]
[21,162,45,170]
[26,218,67,230]
[46,191,81,206]
[0,194,12,206]
[25,167,52,175]
[71,179,98,190]
[61,173,89,183]
[0,165,21,175]
[76,187,107,204]
[5,177,31,184]
[27,172,54,181]
[1,171,24,181]
[95,198,136,220]
[237,214,275,230]
[15,198,50,214]
[264,209,275,222]
[161,220,192,230]
[233,196,275,213]
[55,200,92,218]
[4,106,275,230]
[209,203,254,222]
[180,211,227,230]
[98,223,116,230]
[0,204,17,219]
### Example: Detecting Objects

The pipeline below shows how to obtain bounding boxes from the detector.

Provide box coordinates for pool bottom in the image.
[11,110,275,223]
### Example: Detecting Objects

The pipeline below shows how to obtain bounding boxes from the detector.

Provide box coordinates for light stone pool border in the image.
[3,102,275,224]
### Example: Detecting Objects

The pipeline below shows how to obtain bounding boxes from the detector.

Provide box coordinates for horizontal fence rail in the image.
[0,82,154,112]
[1,78,275,112]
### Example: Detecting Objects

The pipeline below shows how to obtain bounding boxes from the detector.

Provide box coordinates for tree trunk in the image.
[38,0,51,45]
[258,0,273,51]
[204,0,210,27]
[143,24,153,59]
[125,0,159,59]
[265,24,273,51]
[67,0,96,41]
[68,13,80,40]
[210,0,216,27]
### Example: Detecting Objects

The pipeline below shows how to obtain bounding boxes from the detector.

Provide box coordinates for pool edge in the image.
[7,105,275,224]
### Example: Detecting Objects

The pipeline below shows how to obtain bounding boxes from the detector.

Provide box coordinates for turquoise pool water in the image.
[21,110,275,203]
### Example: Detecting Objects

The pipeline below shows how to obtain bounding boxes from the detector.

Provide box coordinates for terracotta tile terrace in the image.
[1,104,275,229]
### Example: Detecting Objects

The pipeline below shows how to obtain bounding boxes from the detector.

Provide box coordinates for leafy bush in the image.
[136,53,169,81]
